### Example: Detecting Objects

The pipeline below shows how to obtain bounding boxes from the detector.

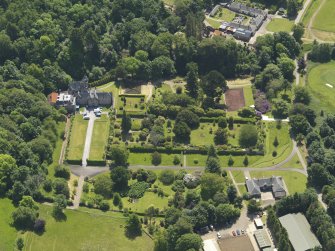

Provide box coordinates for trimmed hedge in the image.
[200,116,257,123]
[119,94,146,98]
[116,112,146,118]
[127,145,264,156]
[65,159,82,165]
[87,159,107,166]
[89,73,114,87]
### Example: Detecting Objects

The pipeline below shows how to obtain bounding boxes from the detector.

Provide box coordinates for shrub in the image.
[33,218,46,233]
[128,182,150,199]
[113,192,121,206]
[43,179,52,192]
[159,170,175,185]
[83,183,89,193]
[217,117,227,128]
[151,151,162,166]
[228,156,234,166]
[272,151,277,157]
[176,86,182,94]
[99,200,110,211]
[54,165,70,180]
[173,155,181,165]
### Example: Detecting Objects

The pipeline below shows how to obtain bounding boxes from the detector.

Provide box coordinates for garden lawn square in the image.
[225,88,245,111]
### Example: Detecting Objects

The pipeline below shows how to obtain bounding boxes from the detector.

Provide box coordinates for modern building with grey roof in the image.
[279,213,321,251]
[254,229,272,250]
[246,176,286,199]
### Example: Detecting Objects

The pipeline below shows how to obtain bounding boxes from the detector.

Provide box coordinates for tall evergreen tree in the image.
[121,110,132,134]
[186,62,199,98]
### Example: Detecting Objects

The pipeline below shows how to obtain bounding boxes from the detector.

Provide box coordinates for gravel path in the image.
[81,111,97,167]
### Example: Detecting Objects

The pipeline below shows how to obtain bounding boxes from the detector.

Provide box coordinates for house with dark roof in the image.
[246,176,286,199]
[69,76,112,107]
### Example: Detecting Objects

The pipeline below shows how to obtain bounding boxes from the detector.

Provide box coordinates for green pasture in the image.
[307,61,335,117]
[0,199,17,251]
[89,115,110,160]
[266,18,294,32]
[67,115,88,160]
[128,153,182,166]
[251,122,292,168]
[250,170,307,194]
[243,85,254,107]
[24,205,153,251]
[312,0,335,32]
[48,122,66,178]
[214,7,236,22]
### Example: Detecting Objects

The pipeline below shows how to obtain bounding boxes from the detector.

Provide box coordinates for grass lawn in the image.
[312,0,335,32]
[237,184,247,195]
[302,0,321,26]
[250,171,307,194]
[48,122,65,178]
[118,96,145,112]
[186,154,262,167]
[251,122,292,168]
[67,115,88,160]
[0,198,17,251]
[243,85,254,107]
[190,123,217,146]
[128,153,182,166]
[266,18,294,32]
[307,61,335,118]
[214,7,236,22]
[121,192,169,213]
[24,205,153,251]
[280,153,304,169]
[89,115,110,160]
[231,170,246,183]
[206,18,222,29]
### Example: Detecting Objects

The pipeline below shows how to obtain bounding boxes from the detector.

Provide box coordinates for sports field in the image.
[89,115,110,160]
[312,0,335,32]
[67,115,88,161]
[266,18,294,32]
[307,61,335,115]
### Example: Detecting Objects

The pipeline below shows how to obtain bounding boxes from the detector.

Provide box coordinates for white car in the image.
[217,232,221,239]
[83,115,90,120]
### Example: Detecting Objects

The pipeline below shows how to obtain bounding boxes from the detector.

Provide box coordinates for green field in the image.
[190,123,217,146]
[302,0,321,26]
[24,206,153,251]
[206,18,222,29]
[237,184,247,195]
[48,122,66,178]
[307,61,335,117]
[231,170,246,183]
[280,153,304,169]
[266,18,294,32]
[250,170,307,194]
[251,122,292,168]
[214,7,236,21]
[128,153,182,166]
[243,85,254,107]
[67,115,88,160]
[89,115,110,160]
[0,199,17,251]
[122,192,169,213]
[186,154,262,167]
[312,0,335,32]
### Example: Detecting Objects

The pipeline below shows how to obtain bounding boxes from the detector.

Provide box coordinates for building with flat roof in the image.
[254,218,264,229]
[279,213,321,251]
[254,229,272,250]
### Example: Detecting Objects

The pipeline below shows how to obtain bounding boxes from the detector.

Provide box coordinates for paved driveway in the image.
[82,110,97,166]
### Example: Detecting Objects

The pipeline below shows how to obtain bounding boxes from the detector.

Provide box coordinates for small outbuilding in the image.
[254,218,264,229]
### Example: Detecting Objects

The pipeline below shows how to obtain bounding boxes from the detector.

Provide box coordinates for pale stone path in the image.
[69,175,84,209]
[82,111,96,167]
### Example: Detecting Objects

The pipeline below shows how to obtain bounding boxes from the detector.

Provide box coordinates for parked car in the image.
[236,229,241,235]
[209,225,214,231]
[217,232,221,239]
[95,112,102,117]
[241,229,245,235]
[232,231,236,236]
[94,107,102,113]
[83,115,90,120]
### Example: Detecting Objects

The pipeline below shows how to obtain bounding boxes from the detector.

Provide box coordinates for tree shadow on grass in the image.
[125,229,142,240]
[52,212,67,222]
